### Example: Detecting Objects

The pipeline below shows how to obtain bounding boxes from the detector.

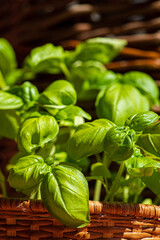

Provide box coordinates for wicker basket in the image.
[1,198,160,240]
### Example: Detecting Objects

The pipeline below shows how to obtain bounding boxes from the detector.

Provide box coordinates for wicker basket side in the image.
[1,198,160,240]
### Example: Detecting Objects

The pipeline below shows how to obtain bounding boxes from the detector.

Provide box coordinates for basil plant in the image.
[6,78,92,228]
[67,111,160,204]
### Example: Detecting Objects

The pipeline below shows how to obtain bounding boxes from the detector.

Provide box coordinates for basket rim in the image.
[0,197,160,219]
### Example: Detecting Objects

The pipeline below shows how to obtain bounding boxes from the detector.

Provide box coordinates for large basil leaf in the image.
[141,171,160,195]
[125,111,159,132]
[0,38,17,76]
[67,119,115,160]
[136,122,160,158]
[73,37,127,63]
[8,81,39,104]
[96,83,150,126]
[41,165,90,227]
[55,105,91,121]
[18,115,59,153]
[125,147,160,177]
[0,110,20,139]
[103,126,136,161]
[38,80,77,108]
[24,43,64,74]
[123,71,159,105]
[0,91,23,109]
[8,155,50,195]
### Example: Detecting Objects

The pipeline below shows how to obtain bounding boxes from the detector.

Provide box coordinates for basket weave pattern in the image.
[1,198,160,239]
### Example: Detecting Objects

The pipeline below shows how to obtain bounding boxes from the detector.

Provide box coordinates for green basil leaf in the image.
[38,80,77,108]
[70,60,119,100]
[8,81,39,104]
[125,148,160,177]
[67,119,115,160]
[125,111,159,131]
[136,122,160,158]
[5,69,35,86]
[55,106,91,121]
[96,83,150,126]
[0,91,24,109]
[0,110,20,139]
[41,165,90,228]
[8,155,50,195]
[141,171,160,195]
[24,43,64,74]
[91,162,111,179]
[104,126,136,161]
[73,37,127,63]
[18,115,59,153]
[123,71,159,105]
[0,38,17,76]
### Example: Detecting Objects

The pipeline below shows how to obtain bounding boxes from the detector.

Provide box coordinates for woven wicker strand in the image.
[0,198,160,239]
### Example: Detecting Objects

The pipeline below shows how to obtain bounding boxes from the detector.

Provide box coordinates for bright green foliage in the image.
[24,43,65,74]
[123,71,159,105]
[0,110,20,139]
[136,122,160,158]
[55,106,91,121]
[18,115,59,153]
[125,147,160,177]
[96,83,150,125]
[67,119,115,160]
[0,38,17,76]
[73,37,127,63]
[125,111,159,131]
[8,81,39,104]
[91,162,111,179]
[41,165,90,228]
[0,91,24,109]
[103,126,136,161]
[8,155,50,195]
[38,80,77,108]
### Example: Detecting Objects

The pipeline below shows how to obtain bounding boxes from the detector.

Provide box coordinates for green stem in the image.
[104,162,125,202]
[0,70,6,89]
[0,170,7,197]
[133,186,145,203]
[93,180,102,201]
[60,62,71,80]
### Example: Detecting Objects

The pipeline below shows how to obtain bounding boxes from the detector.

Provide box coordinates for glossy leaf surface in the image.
[41,165,90,227]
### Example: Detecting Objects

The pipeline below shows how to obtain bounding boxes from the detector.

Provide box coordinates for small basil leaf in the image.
[125,111,159,131]
[123,71,159,105]
[0,110,20,139]
[24,43,64,74]
[55,106,91,121]
[8,155,50,195]
[67,119,115,160]
[41,165,90,228]
[0,38,17,76]
[8,81,39,104]
[38,80,77,108]
[73,37,127,63]
[104,126,136,161]
[136,122,160,158]
[18,115,59,153]
[91,162,111,179]
[96,83,150,126]
[125,147,160,177]
[0,91,24,109]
